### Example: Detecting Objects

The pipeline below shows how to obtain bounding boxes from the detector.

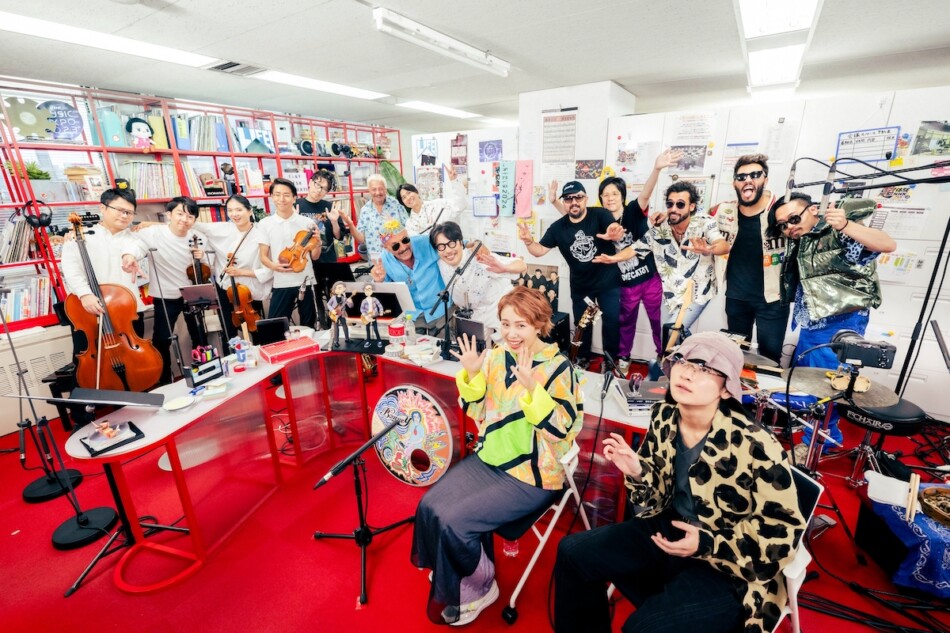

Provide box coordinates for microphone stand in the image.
[430,240,481,360]
[419,206,445,235]
[147,249,193,387]
[313,413,415,605]
[0,288,117,548]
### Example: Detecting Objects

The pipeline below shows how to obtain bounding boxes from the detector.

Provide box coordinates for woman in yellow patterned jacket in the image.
[554,331,804,633]
[411,286,582,626]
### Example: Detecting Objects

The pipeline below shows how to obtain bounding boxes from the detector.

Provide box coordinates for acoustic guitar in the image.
[568,297,601,363]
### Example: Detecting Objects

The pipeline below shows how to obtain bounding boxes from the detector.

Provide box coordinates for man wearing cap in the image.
[770,193,896,459]
[554,331,804,633]
[519,181,626,368]
[711,154,788,364]
[370,218,447,332]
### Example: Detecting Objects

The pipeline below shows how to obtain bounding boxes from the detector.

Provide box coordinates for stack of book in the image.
[117,160,181,199]
[0,274,52,320]
[0,218,34,264]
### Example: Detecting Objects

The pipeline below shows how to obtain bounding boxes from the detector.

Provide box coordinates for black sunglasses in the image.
[774,209,806,233]
[734,170,765,182]
[665,200,689,209]
[390,236,411,251]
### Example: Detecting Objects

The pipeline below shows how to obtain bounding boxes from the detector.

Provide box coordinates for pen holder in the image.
[191,351,225,387]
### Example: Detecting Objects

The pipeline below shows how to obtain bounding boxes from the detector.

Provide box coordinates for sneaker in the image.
[617,357,631,376]
[448,580,499,626]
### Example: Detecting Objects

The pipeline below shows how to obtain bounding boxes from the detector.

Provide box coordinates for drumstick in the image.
[906,473,920,521]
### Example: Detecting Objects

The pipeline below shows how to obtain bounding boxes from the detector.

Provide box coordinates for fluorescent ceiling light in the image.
[0,11,219,67]
[747,82,800,100]
[737,0,821,39]
[397,101,479,119]
[748,44,806,87]
[479,118,519,128]
[253,70,388,101]
[373,7,511,78]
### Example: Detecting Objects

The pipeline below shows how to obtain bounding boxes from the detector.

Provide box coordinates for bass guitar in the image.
[568,297,601,363]
[62,214,162,392]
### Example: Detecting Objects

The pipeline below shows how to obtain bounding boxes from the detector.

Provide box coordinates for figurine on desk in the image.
[360,283,386,349]
[327,281,353,349]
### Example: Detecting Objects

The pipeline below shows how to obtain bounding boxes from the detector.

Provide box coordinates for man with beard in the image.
[519,181,625,369]
[711,154,787,363]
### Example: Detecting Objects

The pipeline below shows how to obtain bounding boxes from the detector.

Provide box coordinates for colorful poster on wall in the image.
[497,160,516,216]
[515,160,533,218]
[414,166,443,201]
[911,121,950,156]
[416,136,438,166]
[451,133,468,177]
[574,159,604,180]
[479,139,503,162]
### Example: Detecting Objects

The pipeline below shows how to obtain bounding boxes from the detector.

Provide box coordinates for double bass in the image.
[63,214,162,392]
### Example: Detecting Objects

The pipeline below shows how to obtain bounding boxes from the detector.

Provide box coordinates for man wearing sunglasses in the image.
[770,192,896,459]
[519,181,626,368]
[711,154,787,364]
[371,218,447,333]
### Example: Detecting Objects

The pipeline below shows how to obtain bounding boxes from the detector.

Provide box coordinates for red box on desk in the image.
[259,338,320,364]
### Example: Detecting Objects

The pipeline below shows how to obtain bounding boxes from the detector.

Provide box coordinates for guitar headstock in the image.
[578,300,601,329]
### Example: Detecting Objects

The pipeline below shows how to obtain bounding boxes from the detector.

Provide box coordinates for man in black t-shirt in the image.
[520,181,624,367]
[711,154,787,363]
[296,169,348,328]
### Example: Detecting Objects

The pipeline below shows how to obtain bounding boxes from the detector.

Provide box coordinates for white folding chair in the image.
[773,466,824,633]
[497,441,591,625]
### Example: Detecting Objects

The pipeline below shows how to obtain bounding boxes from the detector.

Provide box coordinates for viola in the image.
[62,213,162,392]
[277,229,319,272]
[186,235,211,284]
[222,251,260,332]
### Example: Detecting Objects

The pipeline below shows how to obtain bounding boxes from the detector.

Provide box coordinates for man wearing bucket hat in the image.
[554,332,804,633]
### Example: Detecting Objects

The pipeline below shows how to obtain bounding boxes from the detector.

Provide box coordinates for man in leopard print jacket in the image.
[555,332,804,633]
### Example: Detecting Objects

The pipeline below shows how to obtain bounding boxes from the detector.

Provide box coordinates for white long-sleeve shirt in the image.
[124,226,201,300]
[404,178,468,236]
[192,222,273,301]
[61,225,146,311]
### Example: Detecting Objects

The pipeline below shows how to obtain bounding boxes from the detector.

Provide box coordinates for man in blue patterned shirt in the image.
[344,173,409,259]
[770,192,896,457]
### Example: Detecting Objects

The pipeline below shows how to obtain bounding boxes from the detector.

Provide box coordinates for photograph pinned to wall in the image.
[910,121,950,156]
[515,160,533,218]
[616,141,638,170]
[413,166,443,201]
[450,133,468,177]
[671,112,717,144]
[574,159,604,180]
[514,263,560,309]
[669,145,708,175]
[479,139,503,162]
[472,195,498,217]
[662,175,713,213]
[534,185,546,205]
[416,136,439,166]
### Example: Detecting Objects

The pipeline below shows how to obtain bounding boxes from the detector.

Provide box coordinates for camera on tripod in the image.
[832,330,897,369]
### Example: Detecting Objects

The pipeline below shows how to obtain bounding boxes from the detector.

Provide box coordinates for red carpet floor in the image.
[0,406,947,632]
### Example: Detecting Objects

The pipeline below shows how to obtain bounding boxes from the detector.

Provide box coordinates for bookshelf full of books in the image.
[0,75,403,331]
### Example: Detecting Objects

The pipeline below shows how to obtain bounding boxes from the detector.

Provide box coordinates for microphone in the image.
[601,371,614,401]
[298,277,309,302]
[18,420,27,465]
[783,160,798,205]
[420,207,446,235]
[818,160,837,214]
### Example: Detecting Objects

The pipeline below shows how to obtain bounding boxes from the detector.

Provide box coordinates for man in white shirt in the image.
[258,178,321,329]
[125,196,206,385]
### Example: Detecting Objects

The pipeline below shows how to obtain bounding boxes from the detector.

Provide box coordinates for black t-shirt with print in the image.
[539,207,620,296]
[616,199,658,287]
[296,198,345,263]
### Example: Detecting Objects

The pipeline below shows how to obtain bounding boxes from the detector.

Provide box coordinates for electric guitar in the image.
[361,309,392,325]
[664,279,694,352]
[569,297,601,363]
[328,292,356,322]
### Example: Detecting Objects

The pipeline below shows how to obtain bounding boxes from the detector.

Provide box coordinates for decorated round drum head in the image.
[372,385,452,486]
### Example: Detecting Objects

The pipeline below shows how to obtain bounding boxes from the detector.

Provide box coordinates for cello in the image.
[63,214,163,392]
[221,250,260,333]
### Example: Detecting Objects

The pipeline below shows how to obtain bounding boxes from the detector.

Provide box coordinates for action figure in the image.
[360,283,385,348]
[327,282,352,349]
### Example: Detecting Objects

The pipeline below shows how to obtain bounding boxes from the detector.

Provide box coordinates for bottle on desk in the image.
[405,313,417,345]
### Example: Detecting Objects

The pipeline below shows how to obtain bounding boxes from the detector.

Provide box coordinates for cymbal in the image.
[743,351,778,368]
[787,367,898,409]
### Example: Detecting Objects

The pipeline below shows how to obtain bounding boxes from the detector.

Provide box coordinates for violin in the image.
[222,251,260,332]
[277,229,319,272]
[62,213,162,392]
[186,235,211,284]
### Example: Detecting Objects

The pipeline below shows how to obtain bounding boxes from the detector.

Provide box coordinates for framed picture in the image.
[472,195,498,217]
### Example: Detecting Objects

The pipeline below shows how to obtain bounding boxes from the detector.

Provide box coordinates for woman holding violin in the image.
[258,178,321,329]
[191,194,272,340]
[124,196,207,386]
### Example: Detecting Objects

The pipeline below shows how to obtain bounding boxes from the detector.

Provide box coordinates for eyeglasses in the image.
[670,355,727,379]
[563,194,586,202]
[104,204,135,217]
[310,183,327,192]
[734,170,765,182]
[665,200,689,210]
[389,236,411,251]
[435,239,459,252]
[774,209,806,233]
